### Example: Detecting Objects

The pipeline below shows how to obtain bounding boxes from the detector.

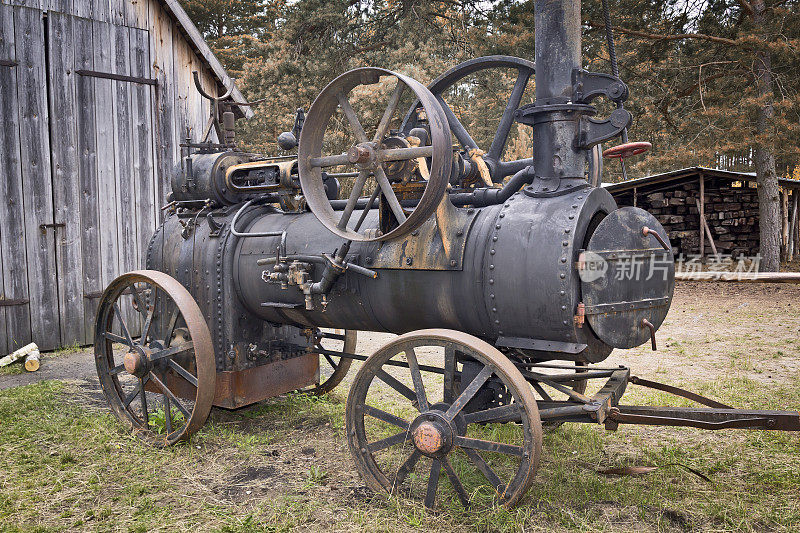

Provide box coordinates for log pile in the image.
[637,181,760,258]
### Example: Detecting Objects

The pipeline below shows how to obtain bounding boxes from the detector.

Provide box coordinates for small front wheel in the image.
[94,270,215,446]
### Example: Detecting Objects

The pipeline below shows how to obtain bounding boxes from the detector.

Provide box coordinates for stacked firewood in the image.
[641,182,760,258]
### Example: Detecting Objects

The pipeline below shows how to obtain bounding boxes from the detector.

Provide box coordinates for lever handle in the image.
[640,318,657,351]
[642,226,670,251]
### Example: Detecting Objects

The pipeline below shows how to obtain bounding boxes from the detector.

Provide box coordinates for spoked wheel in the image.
[94,270,215,446]
[400,55,602,185]
[302,329,357,394]
[346,329,542,510]
[298,67,452,242]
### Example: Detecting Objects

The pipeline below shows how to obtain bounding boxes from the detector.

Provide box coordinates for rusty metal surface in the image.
[213,353,319,409]
[365,199,479,270]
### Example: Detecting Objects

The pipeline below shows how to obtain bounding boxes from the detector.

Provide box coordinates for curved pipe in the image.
[230,200,284,238]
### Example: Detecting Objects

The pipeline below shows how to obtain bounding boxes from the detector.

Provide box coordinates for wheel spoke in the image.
[149,372,191,419]
[323,353,338,370]
[140,378,149,428]
[164,393,173,434]
[109,363,126,376]
[163,307,179,348]
[167,358,198,388]
[336,92,368,143]
[129,284,148,328]
[122,383,141,408]
[149,341,194,363]
[376,368,418,405]
[453,435,524,457]
[445,364,493,420]
[392,449,422,488]
[373,80,405,143]
[353,186,381,233]
[463,403,522,425]
[338,170,370,229]
[488,68,532,160]
[436,96,479,151]
[443,346,456,404]
[309,153,352,168]
[363,404,410,430]
[366,429,411,453]
[140,304,155,344]
[405,348,429,412]
[461,448,504,494]
[373,166,406,223]
[443,457,470,509]
[425,459,441,509]
[103,331,131,347]
[113,303,134,346]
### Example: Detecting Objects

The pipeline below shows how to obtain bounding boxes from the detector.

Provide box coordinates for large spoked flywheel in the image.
[400,55,602,185]
[346,329,542,510]
[298,67,452,242]
[94,270,215,446]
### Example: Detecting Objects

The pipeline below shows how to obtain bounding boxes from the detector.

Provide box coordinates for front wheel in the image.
[346,329,542,510]
[94,270,215,446]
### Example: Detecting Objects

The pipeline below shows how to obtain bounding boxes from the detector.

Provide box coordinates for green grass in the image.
[1,375,799,532]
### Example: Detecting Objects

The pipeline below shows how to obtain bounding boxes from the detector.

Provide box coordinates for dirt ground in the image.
[1,280,799,532]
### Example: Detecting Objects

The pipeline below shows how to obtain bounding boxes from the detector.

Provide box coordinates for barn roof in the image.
[158,0,254,119]
[603,166,800,193]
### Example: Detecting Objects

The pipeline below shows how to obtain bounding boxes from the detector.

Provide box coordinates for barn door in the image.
[0,5,57,353]
[0,7,157,353]
[54,13,158,346]
[64,15,158,345]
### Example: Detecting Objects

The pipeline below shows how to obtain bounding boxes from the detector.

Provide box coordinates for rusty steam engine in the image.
[94,0,800,510]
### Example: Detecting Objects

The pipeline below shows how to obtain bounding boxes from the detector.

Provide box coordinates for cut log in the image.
[0,343,39,367]
[24,350,40,372]
[676,272,800,283]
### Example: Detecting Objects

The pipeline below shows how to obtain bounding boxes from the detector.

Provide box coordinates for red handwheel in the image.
[602,141,651,159]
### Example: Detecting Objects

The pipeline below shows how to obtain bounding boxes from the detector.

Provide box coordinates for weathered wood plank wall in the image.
[0,3,32,354]
[15,6,60,351]
[0,0,227,351]
[48,11,85,347]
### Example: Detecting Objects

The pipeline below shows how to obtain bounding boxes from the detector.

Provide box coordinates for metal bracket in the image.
[0,59,18,68]
[39,222,65,235]
[206,213,224,237]
[583,297,670,317]
[496,336,587,355]
[0,298,29,307]
[76,69,157,86]
[577,108,632,149]
[573,69,628,104]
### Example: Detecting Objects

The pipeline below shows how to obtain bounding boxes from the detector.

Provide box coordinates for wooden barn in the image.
[605,167,800,263]
[0,0,251,352]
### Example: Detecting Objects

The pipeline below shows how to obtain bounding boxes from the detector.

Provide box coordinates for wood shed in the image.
[0,0,251,352]
[605,167,800,263]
